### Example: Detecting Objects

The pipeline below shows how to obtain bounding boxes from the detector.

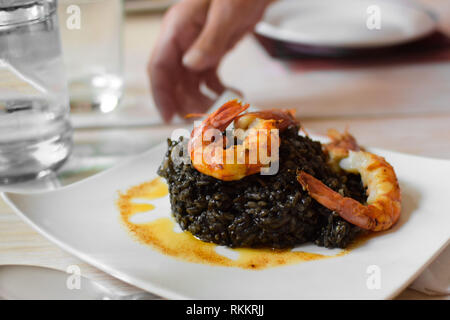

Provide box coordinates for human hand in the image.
[148,0,273,122]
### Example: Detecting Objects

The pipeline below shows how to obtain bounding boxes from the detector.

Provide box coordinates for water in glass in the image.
[0,0,73,184]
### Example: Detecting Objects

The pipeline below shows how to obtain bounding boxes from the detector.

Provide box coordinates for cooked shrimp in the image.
[297,131,401,231]
[189,100,297,181]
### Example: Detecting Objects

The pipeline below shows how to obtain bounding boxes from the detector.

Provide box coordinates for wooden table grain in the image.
[0,1,449,299]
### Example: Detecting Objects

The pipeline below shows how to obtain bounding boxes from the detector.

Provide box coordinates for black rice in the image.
[158,125,366,249]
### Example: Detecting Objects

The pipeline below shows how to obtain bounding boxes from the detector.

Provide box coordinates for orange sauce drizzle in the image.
[117,178,367,270]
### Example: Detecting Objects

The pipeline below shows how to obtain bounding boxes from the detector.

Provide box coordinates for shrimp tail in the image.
[297,171,394,231]
[327,129,360,152]
[207,99,250,131]
[297,171,346,212]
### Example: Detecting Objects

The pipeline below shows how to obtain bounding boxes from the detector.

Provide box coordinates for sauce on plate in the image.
[117,178,368,270]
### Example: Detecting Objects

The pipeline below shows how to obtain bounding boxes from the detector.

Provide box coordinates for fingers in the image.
[182,0,235,71]
[182,25,227,71]
[175,69,211,116]
[148,32,181,122]
[150,59,218,123]
[183,0,273,71]
[150,0,267,121]
[202,69,226,97]
[148,0,211,122]
[150,65,177,122]
[176,85,213,118]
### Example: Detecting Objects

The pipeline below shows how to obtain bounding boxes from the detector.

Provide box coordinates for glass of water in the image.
[0,0,73,184]
[58,0,124,113]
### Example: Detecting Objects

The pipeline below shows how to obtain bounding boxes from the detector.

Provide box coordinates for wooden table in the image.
[1,0,449,299]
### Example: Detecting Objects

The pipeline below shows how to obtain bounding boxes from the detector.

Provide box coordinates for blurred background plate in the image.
[255,0,437,50]
[124,0,178,12]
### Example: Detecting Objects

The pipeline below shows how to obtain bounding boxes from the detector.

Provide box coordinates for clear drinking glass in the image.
[58,0,124,113]
[0,0,73,184]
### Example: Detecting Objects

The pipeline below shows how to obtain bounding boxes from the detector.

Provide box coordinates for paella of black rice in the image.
[158,99,401,250]
[158,126,366,249]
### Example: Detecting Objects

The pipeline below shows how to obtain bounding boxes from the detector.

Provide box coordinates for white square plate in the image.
[2,141,450,299]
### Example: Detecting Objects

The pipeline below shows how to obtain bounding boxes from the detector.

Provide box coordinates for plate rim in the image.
[1,188,190,299]
[254,0,438,49]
